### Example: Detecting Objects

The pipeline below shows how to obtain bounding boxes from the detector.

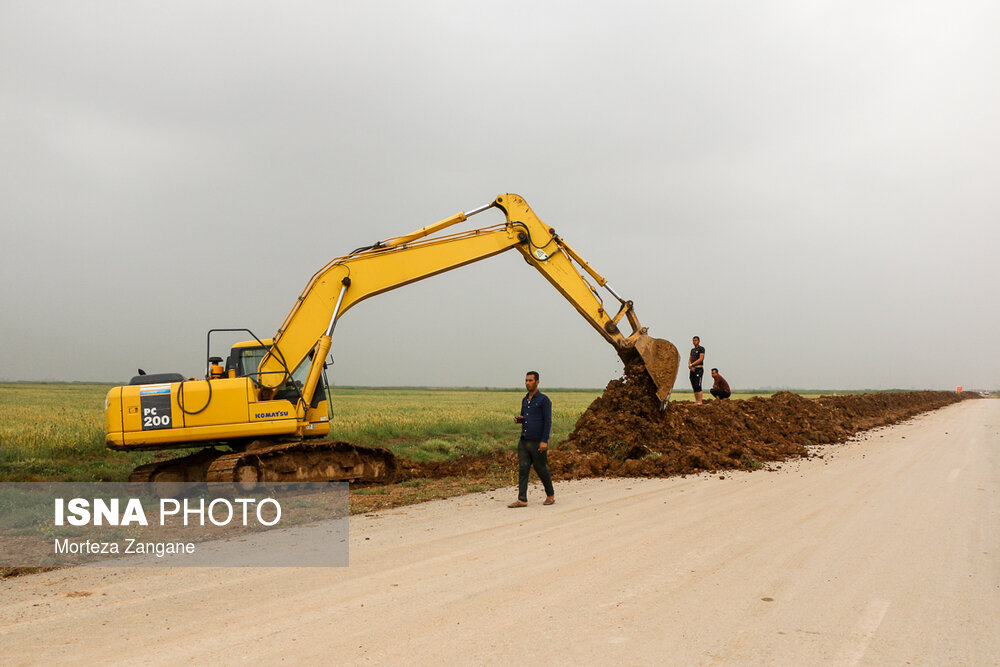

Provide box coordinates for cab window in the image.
[237,347,267,381]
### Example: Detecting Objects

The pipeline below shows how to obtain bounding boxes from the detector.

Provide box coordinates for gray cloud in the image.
[1,1,997,390]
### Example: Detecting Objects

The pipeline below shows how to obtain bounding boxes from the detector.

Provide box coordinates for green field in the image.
[0,383,823,482]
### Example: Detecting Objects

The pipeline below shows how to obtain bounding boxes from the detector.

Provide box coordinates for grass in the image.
[0,383,601,482]
[325,387,599,462]
[0,383,161,482]
[0,382,834,483]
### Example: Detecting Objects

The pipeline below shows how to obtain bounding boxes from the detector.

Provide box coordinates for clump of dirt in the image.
[401,363,971,482]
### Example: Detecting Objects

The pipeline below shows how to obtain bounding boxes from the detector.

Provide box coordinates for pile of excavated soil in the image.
[403,364,972,481]
[555,362,970,478]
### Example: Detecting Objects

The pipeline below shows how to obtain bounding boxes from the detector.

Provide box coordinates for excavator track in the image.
[206,441,396,484]
[127,448,226,483]
[128,441,396,485]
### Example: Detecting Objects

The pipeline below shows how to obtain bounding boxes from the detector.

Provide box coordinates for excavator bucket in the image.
[633,333,680,405]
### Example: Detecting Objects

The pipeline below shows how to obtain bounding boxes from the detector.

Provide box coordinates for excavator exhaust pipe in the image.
[630,333,680,405]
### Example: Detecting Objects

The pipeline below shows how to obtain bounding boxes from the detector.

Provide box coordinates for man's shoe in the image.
[507,500,528,508]
[543,497,555,505]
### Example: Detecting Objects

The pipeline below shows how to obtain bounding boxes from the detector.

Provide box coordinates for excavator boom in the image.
[260,194,679,403]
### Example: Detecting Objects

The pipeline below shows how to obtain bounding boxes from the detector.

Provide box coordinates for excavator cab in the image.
[224,341,269,382]
[224,340,329,409]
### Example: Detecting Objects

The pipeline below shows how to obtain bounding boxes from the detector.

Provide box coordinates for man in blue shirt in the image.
[508,370,555,508]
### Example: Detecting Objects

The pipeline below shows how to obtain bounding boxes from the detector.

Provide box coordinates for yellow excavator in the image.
[105,194,679,483]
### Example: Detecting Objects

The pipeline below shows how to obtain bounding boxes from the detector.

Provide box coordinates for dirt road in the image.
[1,400,997,665]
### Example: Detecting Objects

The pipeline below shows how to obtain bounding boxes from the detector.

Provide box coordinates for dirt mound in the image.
[552,363,969,478]
[402,364,971,481]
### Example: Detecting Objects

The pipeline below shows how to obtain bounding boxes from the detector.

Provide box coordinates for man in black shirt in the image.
[689,336,706,405]
[508,370,555,508]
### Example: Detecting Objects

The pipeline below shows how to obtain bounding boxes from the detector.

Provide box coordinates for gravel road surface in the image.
[1,399,997,665]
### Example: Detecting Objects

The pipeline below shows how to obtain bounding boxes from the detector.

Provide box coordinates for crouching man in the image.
[710,368,732,400]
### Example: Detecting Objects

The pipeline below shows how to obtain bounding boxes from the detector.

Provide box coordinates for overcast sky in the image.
[1,1,997,391]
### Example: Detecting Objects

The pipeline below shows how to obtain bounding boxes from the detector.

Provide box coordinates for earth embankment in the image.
[407,365,970,480]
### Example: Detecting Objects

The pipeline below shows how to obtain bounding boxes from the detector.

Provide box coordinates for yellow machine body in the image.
[106,338,330,451]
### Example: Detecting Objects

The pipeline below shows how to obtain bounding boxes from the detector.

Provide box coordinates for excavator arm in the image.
[259,193,679,405]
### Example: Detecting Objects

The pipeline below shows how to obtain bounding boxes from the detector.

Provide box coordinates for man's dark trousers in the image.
[518,437,555,502]
[690,367,704,392]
